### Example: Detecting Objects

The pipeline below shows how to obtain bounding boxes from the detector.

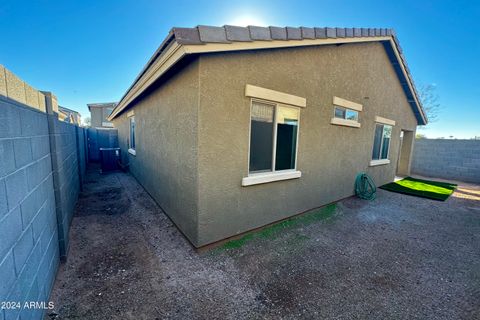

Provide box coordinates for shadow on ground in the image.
[48,167,480,320]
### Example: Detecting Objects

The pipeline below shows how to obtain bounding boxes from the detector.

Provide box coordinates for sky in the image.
[0,0,478,138]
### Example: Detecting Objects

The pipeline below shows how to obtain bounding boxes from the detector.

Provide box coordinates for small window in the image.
[334,106,358,121]
[249,100,299,174]
[372,124,392,160]
[129,116,136,152]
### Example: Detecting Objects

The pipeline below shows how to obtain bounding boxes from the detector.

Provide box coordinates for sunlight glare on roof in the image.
[228,14,267,27]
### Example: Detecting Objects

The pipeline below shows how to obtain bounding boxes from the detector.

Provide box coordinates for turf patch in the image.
[380,176,457,201]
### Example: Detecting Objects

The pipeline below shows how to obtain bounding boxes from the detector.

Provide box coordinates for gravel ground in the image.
[48,167,480,320]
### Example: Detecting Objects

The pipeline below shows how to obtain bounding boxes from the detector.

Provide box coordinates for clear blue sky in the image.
[1,0,478,138]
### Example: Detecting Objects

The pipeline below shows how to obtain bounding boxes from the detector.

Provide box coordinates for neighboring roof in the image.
[59,105,81,115]
[109,25,427,125]
[87,102,117,111]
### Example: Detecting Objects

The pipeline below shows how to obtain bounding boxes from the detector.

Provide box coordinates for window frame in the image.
[330,96,362,128]
[333,106,359,122]
[128,115,136,156]
[370,123,393,166]
[243,98,301,185]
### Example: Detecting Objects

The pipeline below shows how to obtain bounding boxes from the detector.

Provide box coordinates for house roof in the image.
[87,102,117,112]
[59,105,81,115]
[109,25,427,125]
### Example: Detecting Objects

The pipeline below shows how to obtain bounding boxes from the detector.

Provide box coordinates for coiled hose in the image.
[355,172,376,200]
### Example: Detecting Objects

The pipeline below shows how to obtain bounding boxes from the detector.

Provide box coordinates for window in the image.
[128,116,136,155]
[330,97,362,128]
[334,106,359,121]
[371,124,392,160]
[249,100,299,174]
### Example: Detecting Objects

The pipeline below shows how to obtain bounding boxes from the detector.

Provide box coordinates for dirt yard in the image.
[47,167,480,320]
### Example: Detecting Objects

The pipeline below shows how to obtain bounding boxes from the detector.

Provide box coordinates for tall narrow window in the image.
[372,124,392,160]
[249,100,299,174]
[129,116,136,151]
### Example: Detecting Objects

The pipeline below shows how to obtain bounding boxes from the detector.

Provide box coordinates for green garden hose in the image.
[355,173,377,200]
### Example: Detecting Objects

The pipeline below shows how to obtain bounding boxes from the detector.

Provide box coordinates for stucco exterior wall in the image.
[196,42,418,246]
[112,59,200,244]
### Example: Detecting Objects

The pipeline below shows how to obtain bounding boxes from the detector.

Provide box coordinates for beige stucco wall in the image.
[112,41,418,247]
[196,42,418,246]
[112,59,200,244]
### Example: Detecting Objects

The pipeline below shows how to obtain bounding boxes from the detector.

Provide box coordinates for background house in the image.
[88,102,116,128]
[109,26,426,247]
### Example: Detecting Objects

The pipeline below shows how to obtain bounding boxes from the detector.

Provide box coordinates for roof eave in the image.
[109,31,426,125]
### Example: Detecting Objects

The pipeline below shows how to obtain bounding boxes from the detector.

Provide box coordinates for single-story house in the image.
[88,102,116,128]
[108,25,427,247]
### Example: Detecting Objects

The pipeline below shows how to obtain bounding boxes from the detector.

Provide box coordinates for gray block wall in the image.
[0,96,59,320]
[0,94,86,320]
[411,139,480,183]
[47,117,81,257]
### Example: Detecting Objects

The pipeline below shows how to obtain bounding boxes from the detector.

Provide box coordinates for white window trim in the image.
[370,123,393,166]
[369,159,390,166]
[330,117,361,128]
[242,170,301,186]
[243,98,302,186]
[331,97,362,128]
[245,84,307,108]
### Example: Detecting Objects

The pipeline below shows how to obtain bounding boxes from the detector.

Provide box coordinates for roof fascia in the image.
[110,35,426,125]
[182,36,390,54]
[383,38,427,125]
[108,41,185,120]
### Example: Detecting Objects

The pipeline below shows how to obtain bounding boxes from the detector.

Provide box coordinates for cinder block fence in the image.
[0,65,86,320]
[411,139,480,184]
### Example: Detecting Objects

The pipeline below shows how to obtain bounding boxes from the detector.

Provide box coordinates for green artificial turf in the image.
[380,176,457,201]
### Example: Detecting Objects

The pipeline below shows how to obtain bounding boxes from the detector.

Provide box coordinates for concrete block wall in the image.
[47,117,81,257]
[411,139,480,183]
[76,126,87,189]
[0,65,47,112]
[0,96,59,320]
[0,66,87,319]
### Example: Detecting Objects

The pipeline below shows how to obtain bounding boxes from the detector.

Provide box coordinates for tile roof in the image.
[110,25,426,125]
[170,26,393,44]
